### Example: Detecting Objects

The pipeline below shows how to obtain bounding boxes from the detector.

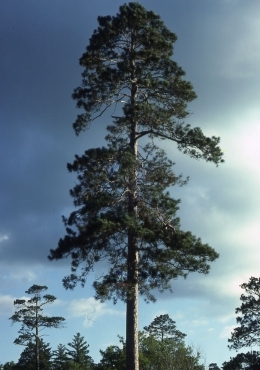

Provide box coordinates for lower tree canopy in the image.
[49,143,219,303]
[15,339,52,370]
[222,351,260,370]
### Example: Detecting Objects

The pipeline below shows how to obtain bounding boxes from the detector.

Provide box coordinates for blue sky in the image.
[1,0,260,367]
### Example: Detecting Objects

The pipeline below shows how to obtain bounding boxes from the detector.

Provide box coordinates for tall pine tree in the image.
[49,3,223,370]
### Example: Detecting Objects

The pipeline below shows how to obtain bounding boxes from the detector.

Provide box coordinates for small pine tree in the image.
[52,344,70,370]
[9,284,65,370]
[67,333,93,369]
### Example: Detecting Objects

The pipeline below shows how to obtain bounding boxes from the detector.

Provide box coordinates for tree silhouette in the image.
[9,285,65,370]
[49,3,223,370]
[228,277,260,350]
[143,314,186,342]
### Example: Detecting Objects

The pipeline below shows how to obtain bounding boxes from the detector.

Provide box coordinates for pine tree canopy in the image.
[228,277,260,350]
[10,285,65,346]
[222,351,260,370]
[143,314,186,342]
[49,2,221,305]
[71,2,223,164]
[67,333,93,366]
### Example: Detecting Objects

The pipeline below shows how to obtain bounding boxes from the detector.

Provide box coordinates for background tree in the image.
[49,3,223,370]
[208,364,220,370]
[222,351,260,370]
[143,314,186,343]
[228,277,260,350]
[97,341,126,370]
[139,333,205,370]
[9,284,65,370]
[0,362,16,370]
[52,344,70,370]
[96,319,205,370]
[15,339,52,370]
[66,333,93,370]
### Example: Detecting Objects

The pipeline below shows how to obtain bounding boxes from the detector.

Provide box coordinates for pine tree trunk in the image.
[36,336,40,370]
[126,275,139,370]
[126,203,139,370]
[126,47,139,369]
[126,153,139,370]
[36,301,40,370]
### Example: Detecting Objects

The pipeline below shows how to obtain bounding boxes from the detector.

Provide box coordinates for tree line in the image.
[2,285,205,369]
[3,274,260,369]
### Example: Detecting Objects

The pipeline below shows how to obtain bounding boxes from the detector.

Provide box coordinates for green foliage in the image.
[50,141,219,304]
[71,2,223,164]
[222,351,260,370]
[139,333,204,370]
[15,339,52,370]
[208,364,221,370]
[52,344,70,369]
[0,362,16,370]
[64,363,90,370]
[97,340,126,370]
[96,319,205,370]
[228,277,260,350]
[97,331,205,370]
[143,314,186,343]
[66,333,93,369]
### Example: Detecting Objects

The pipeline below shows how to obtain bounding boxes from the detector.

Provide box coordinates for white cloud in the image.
[0,234,8,243]
[68,297,125,327]
[0,295,14,316]
[219,325,236,339]
[9,269,37,283]
[221,110,260,175]
[191,319,209,327]
[172,311,185,320]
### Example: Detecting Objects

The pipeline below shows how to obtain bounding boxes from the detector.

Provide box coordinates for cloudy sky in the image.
[1,0,260,367]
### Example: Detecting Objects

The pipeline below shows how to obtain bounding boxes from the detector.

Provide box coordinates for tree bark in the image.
[126,38,139,369]
[36,300,40,370]
[126,131,139,370]
[126,274,139,370]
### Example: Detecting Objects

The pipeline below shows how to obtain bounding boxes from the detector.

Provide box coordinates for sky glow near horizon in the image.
[1,0,260,367]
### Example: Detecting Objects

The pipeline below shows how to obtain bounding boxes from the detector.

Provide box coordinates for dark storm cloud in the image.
[0,0,259,273]
[0,0,259,292]
[0,1,117,264]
